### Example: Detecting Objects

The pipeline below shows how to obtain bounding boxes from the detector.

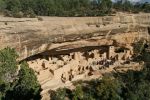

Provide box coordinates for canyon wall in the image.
[0,13,150,60]
[0,13,150,100]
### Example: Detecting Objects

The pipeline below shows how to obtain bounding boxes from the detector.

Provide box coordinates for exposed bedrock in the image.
[0,14,150,100]
[0,14,150,60]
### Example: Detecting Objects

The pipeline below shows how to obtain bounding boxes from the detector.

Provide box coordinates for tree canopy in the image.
[0,47,41,100]
[50,66,150,100]
[0,0,149,17]
[50,41,150,100]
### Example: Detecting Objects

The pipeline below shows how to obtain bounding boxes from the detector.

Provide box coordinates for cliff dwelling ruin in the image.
[26,45,144,96]
[0,14,150,99]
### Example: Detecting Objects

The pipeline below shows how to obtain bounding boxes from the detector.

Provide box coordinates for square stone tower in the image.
[108,46,115,59]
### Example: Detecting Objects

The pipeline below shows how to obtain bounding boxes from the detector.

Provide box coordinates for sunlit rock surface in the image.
[0,14,150,99]
[0,13,150,60]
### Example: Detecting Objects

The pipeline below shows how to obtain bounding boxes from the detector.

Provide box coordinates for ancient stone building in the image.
[27,45,134,86]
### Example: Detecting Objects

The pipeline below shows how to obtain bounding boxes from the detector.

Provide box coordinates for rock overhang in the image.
[0,14,150,60]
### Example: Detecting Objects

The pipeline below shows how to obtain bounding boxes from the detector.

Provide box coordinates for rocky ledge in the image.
[0,14,150,99]
[0,13,150,60]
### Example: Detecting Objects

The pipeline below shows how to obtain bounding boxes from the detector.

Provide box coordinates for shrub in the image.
[4,10,12,17]
[0,47,18,83]
[12,11,23,18]
[50,88,68,100]
[0,47,18,98]
[0,47,41,100]
[37,17,43,21]
[10,62,41,100]
[24,9,36,18]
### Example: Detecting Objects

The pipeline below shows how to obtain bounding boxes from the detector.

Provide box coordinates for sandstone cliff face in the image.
[0,14,149,100]
[0,13,149,60]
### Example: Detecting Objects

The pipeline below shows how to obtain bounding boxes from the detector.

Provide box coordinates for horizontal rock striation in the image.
[0,14,150,60]
[0,14,150,100]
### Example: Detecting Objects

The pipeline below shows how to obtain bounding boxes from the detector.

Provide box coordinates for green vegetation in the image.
[50,66,150,100]
[0,0,149,17]
[50,41,150,100]
[0,47,41,100]
[114,0,150,13]
[0,0,5,13]
[0,47,18,98]
[132,39,150,62]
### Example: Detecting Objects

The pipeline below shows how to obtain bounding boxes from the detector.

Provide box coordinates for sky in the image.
[125,0,140,2]
[112,0,150,3]
[140,0,150,3]
[133,0,150,2]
